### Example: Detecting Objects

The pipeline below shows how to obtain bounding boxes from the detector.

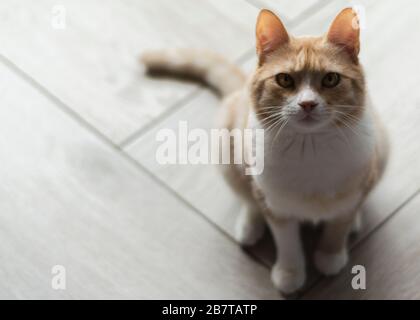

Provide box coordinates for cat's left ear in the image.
[256,9,289,63]
[327,8,360,61]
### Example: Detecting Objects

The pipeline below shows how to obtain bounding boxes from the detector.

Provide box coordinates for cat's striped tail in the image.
[140,49,246,97]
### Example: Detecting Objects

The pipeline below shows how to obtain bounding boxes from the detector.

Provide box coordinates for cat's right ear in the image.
[327,8,360,61]
[256,9,289,64]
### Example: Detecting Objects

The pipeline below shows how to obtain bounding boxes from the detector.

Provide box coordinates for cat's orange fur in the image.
[141,8,389,294]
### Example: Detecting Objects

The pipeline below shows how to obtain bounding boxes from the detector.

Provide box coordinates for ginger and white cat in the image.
[142,8,389,294]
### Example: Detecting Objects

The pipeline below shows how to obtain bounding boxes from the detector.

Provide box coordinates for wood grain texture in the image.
[0,62,280,299]
[0,0,259,144]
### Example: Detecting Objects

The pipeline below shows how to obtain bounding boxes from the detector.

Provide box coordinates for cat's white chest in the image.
[262,132,366,192]
[249,114,375,220]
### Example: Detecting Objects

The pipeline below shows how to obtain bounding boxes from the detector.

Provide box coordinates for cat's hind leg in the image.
[314,210,358,276]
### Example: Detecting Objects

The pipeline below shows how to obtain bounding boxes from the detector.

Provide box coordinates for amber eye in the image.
[275,73,295,89]
[322,72,341,88]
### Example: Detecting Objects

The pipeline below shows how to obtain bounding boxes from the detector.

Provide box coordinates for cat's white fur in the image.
[239,91,378,293]
[141,8,388,296]
[249,100,376,221]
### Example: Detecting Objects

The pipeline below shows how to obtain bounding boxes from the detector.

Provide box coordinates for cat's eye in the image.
[275,73,294,89]
[322,72,341,88]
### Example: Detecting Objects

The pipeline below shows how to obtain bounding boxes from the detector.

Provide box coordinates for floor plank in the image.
[0,61,280,299]
[0,0,259,144]
[304,191,420,299]
[127,90,243,239]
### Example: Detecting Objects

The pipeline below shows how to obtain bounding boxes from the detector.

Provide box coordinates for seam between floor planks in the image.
[119,45,255,149]
[0,54,271,272]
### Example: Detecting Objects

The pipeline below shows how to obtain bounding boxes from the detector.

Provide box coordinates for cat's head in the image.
[251,8,365,134]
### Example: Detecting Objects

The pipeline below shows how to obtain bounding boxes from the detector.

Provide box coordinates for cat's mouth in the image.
[297,113,319,126]
[299,114,316,123]
[290,113,330,132]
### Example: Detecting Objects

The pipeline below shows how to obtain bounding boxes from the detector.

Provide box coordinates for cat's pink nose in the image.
[299,101,318,113]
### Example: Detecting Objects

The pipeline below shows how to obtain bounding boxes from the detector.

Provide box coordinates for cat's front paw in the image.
[314,249,348,276]
[271,264,306,295]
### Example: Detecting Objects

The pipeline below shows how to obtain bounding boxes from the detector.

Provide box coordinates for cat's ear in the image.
[256,9,289,63]
[327,8,360,61]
